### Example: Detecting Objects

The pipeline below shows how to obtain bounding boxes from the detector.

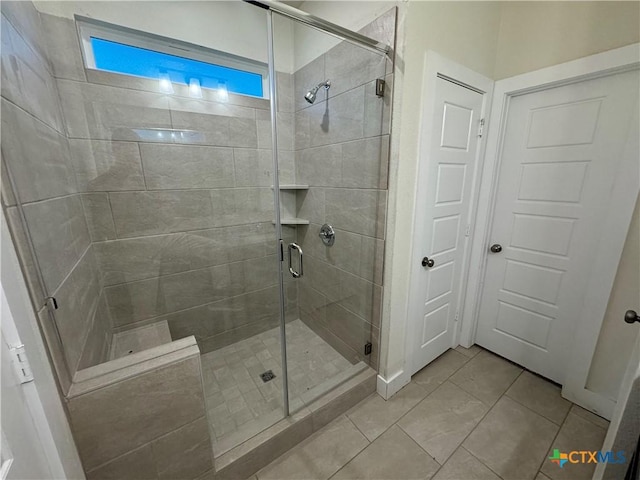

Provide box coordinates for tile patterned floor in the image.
[200,319,353,455]
[253,346,610,480]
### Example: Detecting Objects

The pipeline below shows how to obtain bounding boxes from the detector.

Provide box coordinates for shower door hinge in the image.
[9,344,34,384]
[375,78,385,97]
[364,342,372,356]
[478,118,485,137]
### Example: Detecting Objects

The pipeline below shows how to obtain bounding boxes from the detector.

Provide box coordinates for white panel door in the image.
[1,286,54,480]
[476,69,640,383]
[410,77,484,375]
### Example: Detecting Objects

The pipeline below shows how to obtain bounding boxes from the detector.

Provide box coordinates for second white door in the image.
[476,69,640,384]
[410,76,485,375]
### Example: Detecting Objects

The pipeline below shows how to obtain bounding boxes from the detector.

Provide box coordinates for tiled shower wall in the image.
[3,2,395,385]
[294,9,395,369]
[0,1,108,390]
[41,12,299,356]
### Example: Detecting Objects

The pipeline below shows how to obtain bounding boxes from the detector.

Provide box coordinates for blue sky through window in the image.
[91,37,264,97]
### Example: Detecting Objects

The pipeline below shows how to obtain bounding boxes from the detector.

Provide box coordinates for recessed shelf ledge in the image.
[270,184,309,190]
[272,218,310,225]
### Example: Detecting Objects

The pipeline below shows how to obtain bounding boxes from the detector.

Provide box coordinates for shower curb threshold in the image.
[210,366,377,480]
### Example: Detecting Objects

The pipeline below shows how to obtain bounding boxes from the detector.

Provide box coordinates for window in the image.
[77,17,268,99]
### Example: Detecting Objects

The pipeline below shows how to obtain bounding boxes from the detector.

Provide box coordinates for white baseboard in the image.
[376,369,411,400]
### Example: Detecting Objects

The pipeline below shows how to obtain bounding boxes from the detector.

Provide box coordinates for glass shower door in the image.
[271,12,391,412]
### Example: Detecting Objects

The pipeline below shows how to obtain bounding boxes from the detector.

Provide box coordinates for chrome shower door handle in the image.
[288,242,303,278]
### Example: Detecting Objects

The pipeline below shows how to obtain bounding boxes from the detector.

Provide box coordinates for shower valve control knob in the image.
[422,257,435,268]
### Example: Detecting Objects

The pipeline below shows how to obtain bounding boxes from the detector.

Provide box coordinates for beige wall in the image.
[381,1,640,389]
[494,1,640,79]
[587,196,640,401]
[382,1,502,379]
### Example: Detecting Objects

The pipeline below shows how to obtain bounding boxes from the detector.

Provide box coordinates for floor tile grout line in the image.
[431,368,526,476]
[326,416,374,480]
[531,399,577,480]
[502,383,570,427]
[392,348,475,426]
[369,349,478,452]
[461,445,508,480]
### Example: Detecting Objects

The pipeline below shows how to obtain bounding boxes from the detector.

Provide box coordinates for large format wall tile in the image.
[77,292,112,371]
[184,222,282,269]
[40,13,86,82]
[298,87,365,148]
[165,282,284,343]
[341,136,389,189]
[22,194,91,292]
[0,2,49,66]
[293,54,325,113]
[70,139,145,192]
[57,79,172,140]
[170,110,257,148]
[109,188,273,238]
[232,148,295,187]
[295,136,389,189]
[4,206,45,306]
[95,234,192,286]
[105,254,282,327]
[298,224,384,286]
[54,246,102,372]
[296,144,342,186]
[151,416,212,480]
[67,354,206,471]
[109,190,215,238]
[86,444,157,480]
[324,40,387,99]
[1,98,77,203]
[0,13,64,133]
[81,193,117,241]
[325,188,387,239]
[276,71,294,114]
[140,143,235,189]
[256,110,294,151]
[105,263,245,326]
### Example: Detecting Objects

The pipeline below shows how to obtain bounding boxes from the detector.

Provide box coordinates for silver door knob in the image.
[490,244,503,253]
[624,310,639,324]
[422,257,435,268]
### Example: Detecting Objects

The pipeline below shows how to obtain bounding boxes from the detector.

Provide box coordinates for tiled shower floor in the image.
[200,319,355,456]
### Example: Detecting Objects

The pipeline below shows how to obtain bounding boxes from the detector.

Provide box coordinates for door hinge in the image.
[465,224,471,237]
[364,342,372,356]
[375,78,385,97]
[454,310,460,322]
[478,118,485,137]
[9,344,34,384]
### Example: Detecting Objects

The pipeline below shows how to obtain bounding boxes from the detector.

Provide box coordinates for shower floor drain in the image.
[259,370,276,383]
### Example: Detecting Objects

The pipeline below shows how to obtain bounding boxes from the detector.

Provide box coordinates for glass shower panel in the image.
[272,13,391,412]
[1,0,290,459]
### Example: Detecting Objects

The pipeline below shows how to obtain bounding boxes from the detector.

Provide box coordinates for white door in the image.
[410,76,485,375]
[0,285,56,480]
[476,69,640,383]
[595,310,640,480]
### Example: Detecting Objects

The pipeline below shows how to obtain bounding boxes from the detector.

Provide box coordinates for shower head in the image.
[304,80,331,104]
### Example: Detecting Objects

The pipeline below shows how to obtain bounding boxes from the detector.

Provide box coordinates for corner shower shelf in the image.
[272,218,310,226]
[271,185,310,226]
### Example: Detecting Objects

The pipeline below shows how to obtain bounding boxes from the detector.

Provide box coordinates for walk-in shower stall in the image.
[1,0,395,477]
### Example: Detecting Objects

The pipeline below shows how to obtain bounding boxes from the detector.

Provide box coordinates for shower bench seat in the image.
[109,320,172,360]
